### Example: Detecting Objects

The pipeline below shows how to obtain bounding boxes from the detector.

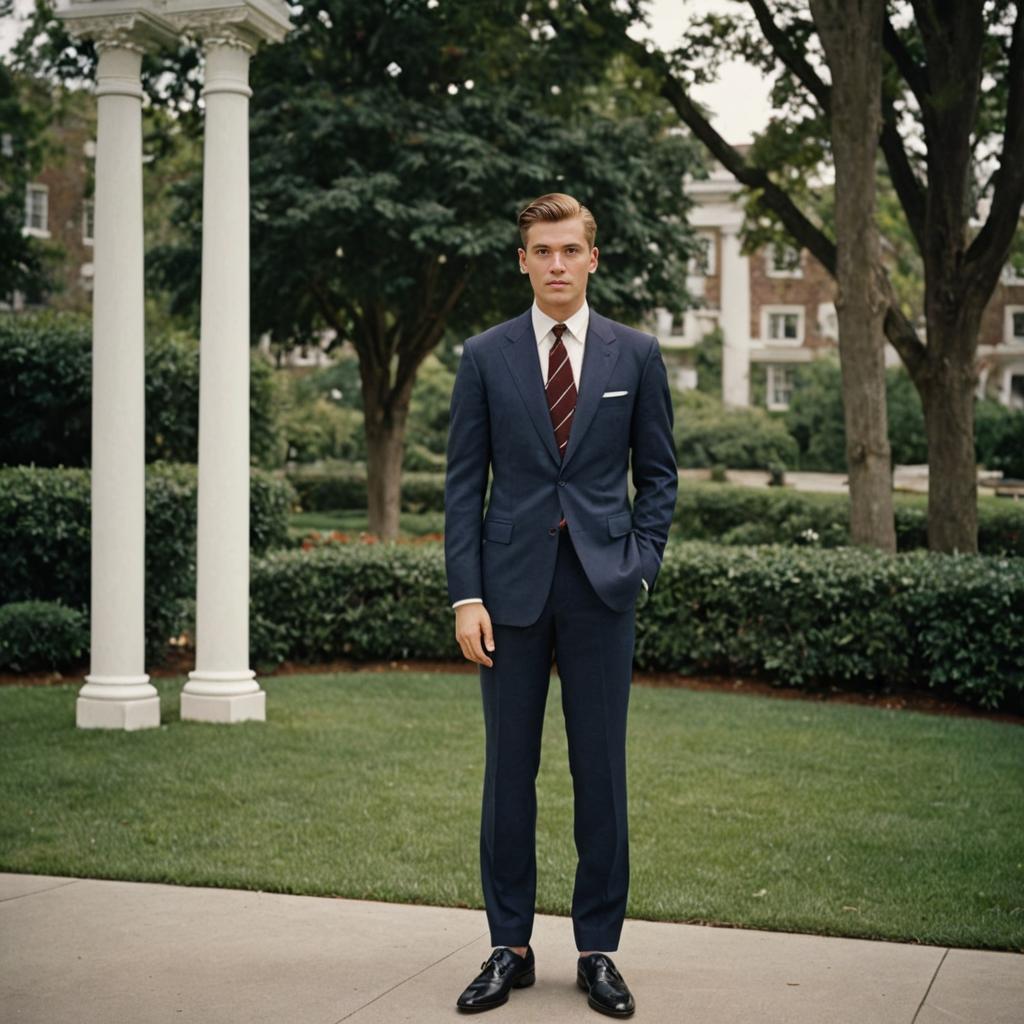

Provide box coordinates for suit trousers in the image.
[478,524,636,952]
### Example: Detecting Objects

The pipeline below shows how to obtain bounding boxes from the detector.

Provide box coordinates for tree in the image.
[0,9,60,306]
[808,0,894,550]
[149,0,701,538]
[581,0,1024,553]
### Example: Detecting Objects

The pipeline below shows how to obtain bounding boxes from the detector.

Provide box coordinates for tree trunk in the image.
[811,0,896,551]
[915,310,982,554]
[362,372,415,541]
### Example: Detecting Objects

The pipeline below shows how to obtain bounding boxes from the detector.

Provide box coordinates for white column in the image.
[720,223,752,408]
[180,36,263,723]
[58,7,176,731]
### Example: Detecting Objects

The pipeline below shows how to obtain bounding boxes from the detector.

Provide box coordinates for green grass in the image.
[1,673,1021,950]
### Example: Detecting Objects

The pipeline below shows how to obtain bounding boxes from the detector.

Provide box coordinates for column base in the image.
[181,672,265,723]
[77,694,161,731]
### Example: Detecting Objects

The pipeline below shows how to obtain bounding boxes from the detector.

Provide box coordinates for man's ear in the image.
[588,246,599,273]
[518,247,528,274]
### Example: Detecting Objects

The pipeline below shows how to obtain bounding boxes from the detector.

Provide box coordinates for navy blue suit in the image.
[444,307,678,951]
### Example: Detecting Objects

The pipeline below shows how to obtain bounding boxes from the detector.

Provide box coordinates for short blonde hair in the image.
[517,193,597,248]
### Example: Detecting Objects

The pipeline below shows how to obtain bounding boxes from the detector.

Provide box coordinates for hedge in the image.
[286,460,447,514]
[675,481,1024,557]
[250,542,453,665]
[0,601,89,672]
[0,463,294,659]
[675,389,798,470]
[0,310,281,468]
[636,543,1023,712]
[249,540,1024,711]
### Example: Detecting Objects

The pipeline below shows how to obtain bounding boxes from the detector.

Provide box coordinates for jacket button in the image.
[558,480,566,487]
[548,527,557,536]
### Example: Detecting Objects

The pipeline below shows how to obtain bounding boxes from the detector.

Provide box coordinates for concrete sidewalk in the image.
[1,873,1020,1023]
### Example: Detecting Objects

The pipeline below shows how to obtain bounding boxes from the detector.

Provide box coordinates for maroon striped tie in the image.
[546,323,576,528]
[544,323,577,460]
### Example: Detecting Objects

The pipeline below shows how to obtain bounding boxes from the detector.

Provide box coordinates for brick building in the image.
[655,155,1024,411]
[8,88,96,313]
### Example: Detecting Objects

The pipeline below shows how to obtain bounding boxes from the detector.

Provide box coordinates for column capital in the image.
[56,0,179,54]
[164,0,291,54]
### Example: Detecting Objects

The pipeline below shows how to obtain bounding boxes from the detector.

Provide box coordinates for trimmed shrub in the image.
[251,542,457,665]
[674,481,1024,557]
[0,311,281,468]
[0,310,92,467]
[286,461,446,514]
[248,540,1023,710]
[976,399,1024,479]
[0,464,295,660]
[0,601,89,672]
[676,390,798,470]
[636,543,1024,711]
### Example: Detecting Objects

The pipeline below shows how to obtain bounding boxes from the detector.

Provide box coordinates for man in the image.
[444,193,678,1017]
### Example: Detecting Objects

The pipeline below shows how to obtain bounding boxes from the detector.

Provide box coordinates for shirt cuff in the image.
[641,578,648,591]
[452,598,484,609]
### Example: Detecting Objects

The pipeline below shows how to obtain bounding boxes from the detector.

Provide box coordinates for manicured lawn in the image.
[1,672,1021,950]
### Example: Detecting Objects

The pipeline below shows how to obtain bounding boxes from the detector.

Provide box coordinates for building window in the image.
[688,232,716,276]
[1006,306,1024,344]
[766,364,795,410]
[766,242,802,278]
[83,198,94,246]
[24,183,49,237]
[80,262,94,293]
[762,305,805,345]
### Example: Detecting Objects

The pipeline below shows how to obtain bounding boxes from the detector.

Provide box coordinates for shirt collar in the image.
[531,299,590,347]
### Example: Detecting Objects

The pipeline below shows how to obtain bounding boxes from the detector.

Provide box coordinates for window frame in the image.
[761,304,806,346]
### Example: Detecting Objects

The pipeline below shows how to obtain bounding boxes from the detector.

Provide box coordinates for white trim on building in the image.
[24,182,50,238]
[765,363,796,411]
[1005,305,1024,344]
[765,242,803,278]
[761,304,805,346]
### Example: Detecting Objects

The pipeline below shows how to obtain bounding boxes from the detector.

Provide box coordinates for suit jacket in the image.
[444,307,679,627]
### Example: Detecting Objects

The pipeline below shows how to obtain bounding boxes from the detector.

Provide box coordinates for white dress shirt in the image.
[531,298,589,389]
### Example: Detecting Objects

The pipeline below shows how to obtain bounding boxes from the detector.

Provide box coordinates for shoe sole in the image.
[456,970,536,1013]
[577,974,636,1018]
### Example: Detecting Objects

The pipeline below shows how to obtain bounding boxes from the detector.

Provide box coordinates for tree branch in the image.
[879,98,927,251]
[746,0,831,111]
[882,13,929,112]
[632,35,838,277]
[391,264,473,404]
[965,0,1024,291]
[579,0,927,369]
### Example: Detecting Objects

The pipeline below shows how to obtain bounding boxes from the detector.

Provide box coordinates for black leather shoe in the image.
[577,953,636,1018]
[456,945,536,1013]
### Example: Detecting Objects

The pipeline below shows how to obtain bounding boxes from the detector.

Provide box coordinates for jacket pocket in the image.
[607,511,633,538]
[483,518,514,544]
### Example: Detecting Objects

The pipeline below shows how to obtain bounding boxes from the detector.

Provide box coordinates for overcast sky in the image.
[640,0,773,143]
[1,0,771,143]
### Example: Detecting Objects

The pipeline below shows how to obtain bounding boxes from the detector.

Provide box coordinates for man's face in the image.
[518,216,599,319]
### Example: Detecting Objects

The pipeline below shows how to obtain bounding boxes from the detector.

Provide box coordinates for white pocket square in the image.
[602,390,628,398]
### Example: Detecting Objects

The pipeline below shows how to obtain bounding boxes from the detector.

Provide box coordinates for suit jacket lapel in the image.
[562,311,619,471]
[501,310,562,465]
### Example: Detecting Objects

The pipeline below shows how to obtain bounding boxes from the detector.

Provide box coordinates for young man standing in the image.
[444,194,678,1017]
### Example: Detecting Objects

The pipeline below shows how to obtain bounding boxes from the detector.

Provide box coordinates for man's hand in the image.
[455,603,495,667]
